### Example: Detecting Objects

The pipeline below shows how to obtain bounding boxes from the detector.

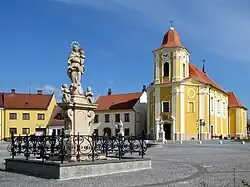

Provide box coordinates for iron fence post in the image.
[25,134,29,160]
[91,134,95,162]
[141,136,144,159]
[11,131,15,159]
[60,129,65,163]
[118,134,122,160]
[76,132,80,162]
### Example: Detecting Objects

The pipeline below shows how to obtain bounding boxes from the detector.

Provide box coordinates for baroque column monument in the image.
[60,41,97,135]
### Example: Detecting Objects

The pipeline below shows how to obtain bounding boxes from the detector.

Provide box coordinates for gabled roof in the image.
[188,63,227,94]
[2,93,54,109]
[95,92,143,111]
[228,92,247,110]
[48,105,64,126]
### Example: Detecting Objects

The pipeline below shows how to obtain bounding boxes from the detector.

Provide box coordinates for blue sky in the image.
[0,0,249,112]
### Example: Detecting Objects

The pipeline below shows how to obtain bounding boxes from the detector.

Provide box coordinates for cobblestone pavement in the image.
[0,140,250,187]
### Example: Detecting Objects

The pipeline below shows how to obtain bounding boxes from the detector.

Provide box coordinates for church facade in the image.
[147,26,247,140]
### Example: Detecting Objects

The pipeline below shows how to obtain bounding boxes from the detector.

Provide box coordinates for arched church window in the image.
[163,62,169,77]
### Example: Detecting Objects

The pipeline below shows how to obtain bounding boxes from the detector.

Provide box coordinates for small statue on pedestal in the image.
[85,87,94,104]
[61,84,71,103]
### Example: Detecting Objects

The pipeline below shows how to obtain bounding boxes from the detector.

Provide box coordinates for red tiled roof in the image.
[228,92,247,110]
[188,63,227,94]
[3,93,54,109]
[95,92,142,111]
[155,27,185,51]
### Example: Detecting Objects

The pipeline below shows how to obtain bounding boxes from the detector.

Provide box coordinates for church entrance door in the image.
[164,123,171,140]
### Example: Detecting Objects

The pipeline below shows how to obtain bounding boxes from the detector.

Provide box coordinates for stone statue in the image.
[67,42,85,95]
[61,84,71,103]
[117,120,125,136]
[85,87,94,104]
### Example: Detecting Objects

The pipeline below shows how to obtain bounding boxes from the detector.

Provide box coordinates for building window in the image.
[188,101,195,113]
[94,115,99,123]
[94,129,98,135]
[57,129,61,135]
[9,113,17,120]
[52,129,56,135]
[163,62,169,77]
[125,128,130,136]
[211,97,214,111]
[104,114,110,123]
[37,113,45,120]
[162,101,170,113]
[22,113,30,120]
[217,100,220,114]
[22,128,30,135]
[183,63,186,77]
[124,113,130,122]
[115,114,120,122]
[9,128,17,135]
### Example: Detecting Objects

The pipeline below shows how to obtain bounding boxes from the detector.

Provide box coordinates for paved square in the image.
[1,140,250,187]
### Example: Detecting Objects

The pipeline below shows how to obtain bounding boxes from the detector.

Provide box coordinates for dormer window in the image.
[163,62,169,77]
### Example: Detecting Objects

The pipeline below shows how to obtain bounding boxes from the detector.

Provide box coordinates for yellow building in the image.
[0,89,57,140]
[228,92,248,139]
[147,26,247,140]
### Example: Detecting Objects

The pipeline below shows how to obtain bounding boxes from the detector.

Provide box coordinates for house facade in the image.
[92,87,147,136]
[147,26,247,140]
[0,89,57,140]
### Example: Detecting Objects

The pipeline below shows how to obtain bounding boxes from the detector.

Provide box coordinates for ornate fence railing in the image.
[7,130,147,163]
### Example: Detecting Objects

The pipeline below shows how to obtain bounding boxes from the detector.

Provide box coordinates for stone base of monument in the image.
[5,158,151,180]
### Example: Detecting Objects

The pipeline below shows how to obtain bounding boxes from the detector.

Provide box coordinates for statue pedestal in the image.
[59,95,98,162]
[157,130,166,143]
[60,95,97,136]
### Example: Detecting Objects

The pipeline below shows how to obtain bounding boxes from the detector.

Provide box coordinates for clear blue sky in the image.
[0,0,249,112]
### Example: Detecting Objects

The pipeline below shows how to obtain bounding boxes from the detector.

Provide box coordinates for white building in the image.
[92,87,147,136]
[47,86,148,136]
[47,106,64,135]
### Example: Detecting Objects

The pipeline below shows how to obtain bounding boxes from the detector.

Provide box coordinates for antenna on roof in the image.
[28,84,31,94]
[202,59,206,73]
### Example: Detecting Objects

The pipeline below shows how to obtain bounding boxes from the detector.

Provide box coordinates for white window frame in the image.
[188,101,195,113]
[162,101,170,113]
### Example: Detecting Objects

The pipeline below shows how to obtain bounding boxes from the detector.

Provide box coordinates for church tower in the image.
[153,26,190,84]
[148,26,191,141]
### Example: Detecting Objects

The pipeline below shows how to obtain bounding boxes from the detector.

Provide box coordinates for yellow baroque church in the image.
[147,26,248,141]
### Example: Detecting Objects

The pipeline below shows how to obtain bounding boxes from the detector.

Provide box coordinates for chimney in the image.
[11,89,15,94]
[107,88,112,95]
[37,89,43,95]
[142,85,146,92]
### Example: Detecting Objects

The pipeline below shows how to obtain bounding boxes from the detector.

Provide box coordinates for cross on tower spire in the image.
[169,20,174,27]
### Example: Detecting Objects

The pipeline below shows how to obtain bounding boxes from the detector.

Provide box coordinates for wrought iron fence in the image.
[7,130,147,163]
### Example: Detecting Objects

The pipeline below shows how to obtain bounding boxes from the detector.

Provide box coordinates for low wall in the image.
[5,158,152,180]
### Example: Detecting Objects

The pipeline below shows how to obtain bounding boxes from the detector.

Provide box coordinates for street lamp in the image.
[199,119,206,141]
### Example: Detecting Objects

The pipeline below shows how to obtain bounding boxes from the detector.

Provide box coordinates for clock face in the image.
[162,52,170,62]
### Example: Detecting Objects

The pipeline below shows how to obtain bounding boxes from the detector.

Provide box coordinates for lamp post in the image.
[199,119,206,141]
